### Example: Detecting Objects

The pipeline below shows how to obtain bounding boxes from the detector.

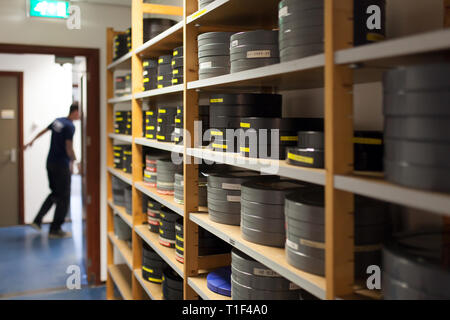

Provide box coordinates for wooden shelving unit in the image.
[105,0,450,300]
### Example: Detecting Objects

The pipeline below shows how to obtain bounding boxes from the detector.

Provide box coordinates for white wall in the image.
[0,54,73,223]
[0,0,131,282]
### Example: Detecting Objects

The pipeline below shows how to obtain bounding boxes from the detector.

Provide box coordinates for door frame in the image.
[0,43,101,285]
[0,72,24,225]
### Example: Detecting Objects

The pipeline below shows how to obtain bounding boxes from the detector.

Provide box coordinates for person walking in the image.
[24,103,80,238]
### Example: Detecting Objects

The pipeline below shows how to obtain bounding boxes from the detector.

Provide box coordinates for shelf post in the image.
[131,0,145,300]
[324,0,355,299]
[183,0,200,300]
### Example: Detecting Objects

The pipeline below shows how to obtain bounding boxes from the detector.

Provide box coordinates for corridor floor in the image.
[0,175,105,300]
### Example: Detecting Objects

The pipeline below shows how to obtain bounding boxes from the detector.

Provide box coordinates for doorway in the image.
[0,43,101,286]
[0,72,23,227]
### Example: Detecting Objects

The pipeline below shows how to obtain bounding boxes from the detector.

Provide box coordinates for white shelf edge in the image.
[186,0,228,24]
[135,21,184,56]
[135,181,184,216]
[134,225,184,279]
[186,148,326,185]
[187,54,325,90]
[134,84,184,99]
[187,277,212,300]
[133,269,162,300]
[190,214,326,300]
[107,167,133,186]
[108,94,133,104]
[107,51,133,70]
[134,137,184,153]
[334,175,450,216]
[109,133,133,143]
[335,28,450,65]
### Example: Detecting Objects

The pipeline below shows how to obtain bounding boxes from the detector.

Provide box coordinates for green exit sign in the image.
[29,0,70,19]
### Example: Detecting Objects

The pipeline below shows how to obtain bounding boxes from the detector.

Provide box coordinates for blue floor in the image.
[0,176,105,300]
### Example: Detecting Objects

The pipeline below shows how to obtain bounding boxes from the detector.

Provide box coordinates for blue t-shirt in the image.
[47,117,75,166]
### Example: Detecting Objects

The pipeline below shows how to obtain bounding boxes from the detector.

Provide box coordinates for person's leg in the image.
[32,166,57,226]
[49,164,72,234]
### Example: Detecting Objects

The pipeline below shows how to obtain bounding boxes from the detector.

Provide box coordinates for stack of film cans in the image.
[113,144,131,172]
[162,268,183,300]
[157,55,173,89]
[383,64,450,193]
[287,131,383,170]
[241,179,308,247]
[143,18,176,43]
[126,27,132,52]
[382,231,450,300]
[173,106,183,144]
[156,159,183,195]
[124,186,132,214]
[171,46,184,85]
[207,171,264,226]
[208,93,282,153]
[114,214,131,242]
[147,199,163,233]
[198,32,234,79]
[231,249,302,300]
[230,30,279,73]
[285,187,387,278]
[112,176,127,207]
[142,59,157,91]
[159,207,179,248]
[174,172,207,206]
[114,74,131,96]
[144,153,167,188]
[287,131,325,168]
[142,243,168,283]
[113,33,128,60]
[198,0,214,9]
[175,218,231,264]
[114,111,131,134]
[144,108,157,140]
[157,106,177,142]
[239,117,323,160]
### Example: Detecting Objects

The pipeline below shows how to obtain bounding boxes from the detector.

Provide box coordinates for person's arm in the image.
[65,140,76,162]
[24,127,50,150]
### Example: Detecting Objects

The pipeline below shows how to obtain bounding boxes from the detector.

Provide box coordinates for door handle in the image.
[10,148,17,163]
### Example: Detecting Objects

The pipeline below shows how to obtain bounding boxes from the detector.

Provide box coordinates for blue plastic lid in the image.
[206,266,231,297]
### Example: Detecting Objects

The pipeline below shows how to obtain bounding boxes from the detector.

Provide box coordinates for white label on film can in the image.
[247,50,271,58]
[221,183,241,190]
[231,40,239,48]
[226,195,241,202]
[200,61,212,69]
[286,239,299,250]
[279,6,289,19]
[253,268,281,278]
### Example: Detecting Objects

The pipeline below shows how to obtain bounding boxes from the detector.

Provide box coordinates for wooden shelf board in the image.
[334,175,450,216]
[186,148,326,185]
[135,137,184,153]
[108,232,133,270]
[107,51,133,70]
[108,94,133,104]
[134,84,184,99]
[135,21,184,58]
[108,199,133,228]
[188,274,231,300]
[108,133,133,143]
[187,0,279,29]
[108,264,132,300]
[187,54,324,91]
[135,181,184,216]
[107,167,133,186]
[133,269,163,300]
[190,213,326,299]
[135,225,184,278]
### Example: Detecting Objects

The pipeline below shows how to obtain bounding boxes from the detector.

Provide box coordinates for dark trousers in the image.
[34,163,71,232]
